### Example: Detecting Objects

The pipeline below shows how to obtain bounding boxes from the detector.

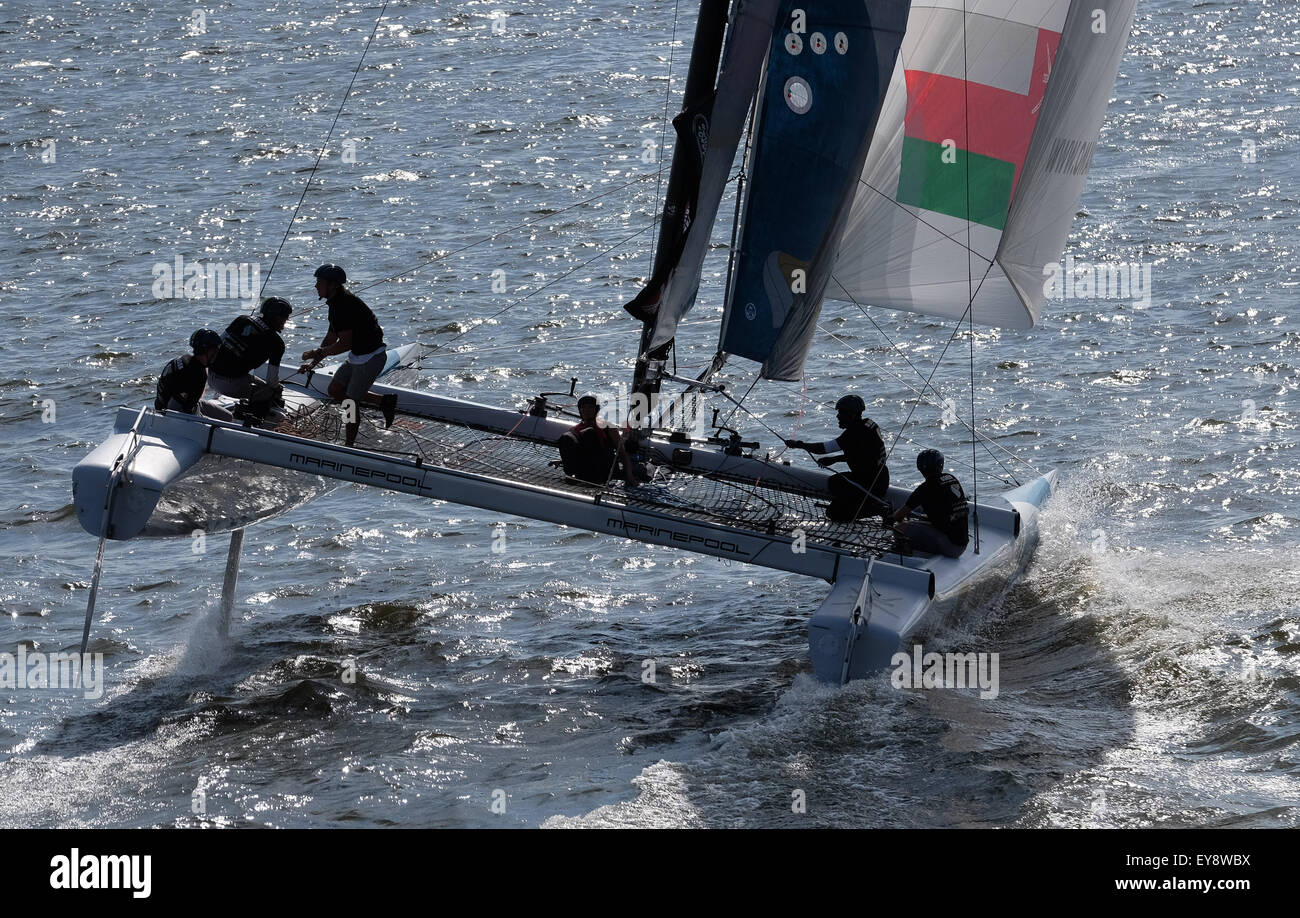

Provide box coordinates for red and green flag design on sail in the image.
[896,27,1060,231]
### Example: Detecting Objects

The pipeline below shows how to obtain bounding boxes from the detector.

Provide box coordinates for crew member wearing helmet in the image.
[155,329,233,421]
[784,394,891,522]
[891,449,969,558]
[207,297,293,400]
[557,395,638,486]
[299,264,397,446]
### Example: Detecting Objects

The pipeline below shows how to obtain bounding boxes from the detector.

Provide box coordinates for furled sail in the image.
[718,0,911,381]
[640,0,782,351]
[830,0,1139,328]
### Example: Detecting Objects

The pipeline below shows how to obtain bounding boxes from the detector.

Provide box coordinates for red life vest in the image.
[571,420,613,448]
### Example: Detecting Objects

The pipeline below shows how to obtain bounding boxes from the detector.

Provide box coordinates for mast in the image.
[629,0,732,420]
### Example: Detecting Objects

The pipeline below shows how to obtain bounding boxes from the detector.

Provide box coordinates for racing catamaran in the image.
[72,0,1137,684]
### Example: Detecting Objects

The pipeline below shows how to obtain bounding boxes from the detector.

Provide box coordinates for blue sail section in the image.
[720,0,909,381]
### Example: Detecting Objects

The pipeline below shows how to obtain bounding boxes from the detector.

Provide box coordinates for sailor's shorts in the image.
[333,351,386,402]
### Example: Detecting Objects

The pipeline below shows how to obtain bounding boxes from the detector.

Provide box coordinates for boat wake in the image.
[551,462,1300,828]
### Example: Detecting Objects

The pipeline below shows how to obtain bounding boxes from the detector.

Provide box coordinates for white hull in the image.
[808,474,1054,682]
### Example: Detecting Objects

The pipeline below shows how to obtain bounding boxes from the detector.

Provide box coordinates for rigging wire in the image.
[847,175,997,268]
[652,0,683,251]
[832,273,985,436]
[269,167,669,337]
[413,319,718,361]
[353,167,669,295]
[720,84,758,335]
[816,322,1030,485]
[718,372,762,431]
[256,1,390,304]
[703,320,1024,490]
[880,309,972,466]
[962,0,981,553]
[407,222,656,366]
[369,166,743,363]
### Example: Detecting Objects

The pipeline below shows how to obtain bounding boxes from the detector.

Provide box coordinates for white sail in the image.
[831,0,1138,327]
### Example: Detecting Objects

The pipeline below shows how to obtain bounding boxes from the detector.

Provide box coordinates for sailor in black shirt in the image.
[208,297,292,399]
[155,329,233,420]
[785,394,891,522]
[892,449,970,558]
[299,264,397,446]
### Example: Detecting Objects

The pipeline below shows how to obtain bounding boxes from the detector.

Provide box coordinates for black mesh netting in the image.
[279,405,900,558]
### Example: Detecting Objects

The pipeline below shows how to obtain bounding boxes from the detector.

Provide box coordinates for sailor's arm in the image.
[265,340,284,385]
[784,437,843,459]
[892,486,924,523]
[302,329,351,365]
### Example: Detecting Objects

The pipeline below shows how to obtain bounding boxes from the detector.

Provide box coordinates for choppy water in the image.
[1,0,1297,828]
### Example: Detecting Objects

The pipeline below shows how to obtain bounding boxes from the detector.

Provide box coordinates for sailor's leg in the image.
[329,363,360,444]
[827,473,891,521]
[198,400,235,422]
[870,466,891,505]
[857,467,893,518]
[207,372,254,399]
[826,474,858,522]
[556,429,615,484]
[349,352,396,428]
[244,377,284,418]
[557,431,583,476]
[598,444,619,484]
[328,362,352,402]
[336,353,392,443]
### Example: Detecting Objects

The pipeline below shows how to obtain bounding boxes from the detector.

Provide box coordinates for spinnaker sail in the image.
[830,0,1139,328]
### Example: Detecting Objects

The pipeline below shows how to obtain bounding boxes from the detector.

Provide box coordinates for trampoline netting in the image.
[276,401,898,558]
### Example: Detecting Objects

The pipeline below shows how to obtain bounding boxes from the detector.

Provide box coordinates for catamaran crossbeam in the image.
[73,402,1054,683]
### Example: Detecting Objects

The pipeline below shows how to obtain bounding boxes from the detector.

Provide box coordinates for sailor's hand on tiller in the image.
[784,438,806,450]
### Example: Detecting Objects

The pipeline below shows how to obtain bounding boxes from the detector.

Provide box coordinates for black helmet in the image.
[917,449,944,476]
[189,328,221,351]
[577,395,599,409]
[835,394,865,415]
[314,263,346,284]
[260,297,293,320]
